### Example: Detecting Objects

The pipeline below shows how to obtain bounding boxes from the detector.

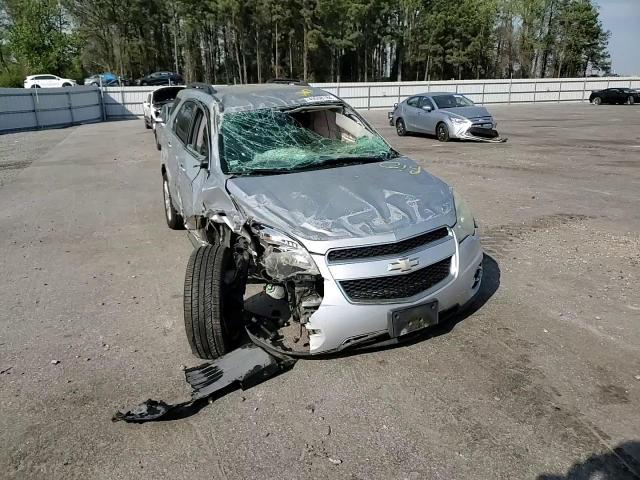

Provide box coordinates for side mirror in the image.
[422,105,432,112]
[393,102,398,109]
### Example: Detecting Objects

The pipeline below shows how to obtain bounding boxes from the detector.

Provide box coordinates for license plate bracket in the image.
[388,300,439,338]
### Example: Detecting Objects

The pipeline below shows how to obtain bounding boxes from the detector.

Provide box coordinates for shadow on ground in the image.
[537,441,640,480]
[115,254,500,423]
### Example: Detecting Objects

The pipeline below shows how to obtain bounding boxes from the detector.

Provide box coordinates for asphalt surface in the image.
[1,103,639,480]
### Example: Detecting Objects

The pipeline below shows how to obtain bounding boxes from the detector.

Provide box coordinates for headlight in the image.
[253,224,320,279]
[451,117,469,125]
[453,190,476,243]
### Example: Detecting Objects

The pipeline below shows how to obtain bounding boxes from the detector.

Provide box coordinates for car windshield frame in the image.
[432,94,475,109]
[218,104,396,176]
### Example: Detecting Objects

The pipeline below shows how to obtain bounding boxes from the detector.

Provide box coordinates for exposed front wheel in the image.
[436,122,450,142]
[144,117,152,129]
[62,83,71,87]
[628,96,635,105]
[184,245,246,359]
[396,118,407,136]
[162,176,184,230]
[592,97,602,105]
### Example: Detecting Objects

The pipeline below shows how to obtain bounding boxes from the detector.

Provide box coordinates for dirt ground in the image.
[0,103,639,480]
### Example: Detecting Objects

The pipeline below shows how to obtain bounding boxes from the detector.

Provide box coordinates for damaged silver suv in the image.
[159,82,483,359]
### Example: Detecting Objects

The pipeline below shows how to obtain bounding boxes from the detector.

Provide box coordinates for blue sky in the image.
[594,0,640,75]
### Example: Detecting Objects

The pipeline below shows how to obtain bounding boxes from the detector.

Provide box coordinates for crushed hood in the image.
[440,105,492,119]
[226,157,454,242]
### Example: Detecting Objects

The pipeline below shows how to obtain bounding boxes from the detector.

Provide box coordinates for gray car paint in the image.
[226,156,454,243]
[438,105,492,119]
[392,92,496,139]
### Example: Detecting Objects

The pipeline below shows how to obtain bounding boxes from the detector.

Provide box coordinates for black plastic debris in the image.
[112,399,174,422]
[113,343,295,423]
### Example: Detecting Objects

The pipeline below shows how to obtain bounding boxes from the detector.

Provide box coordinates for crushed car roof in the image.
[210,84,340,113]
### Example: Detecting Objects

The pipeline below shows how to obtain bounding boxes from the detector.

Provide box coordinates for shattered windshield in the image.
[220,106,394,175]
[432,94,474,109]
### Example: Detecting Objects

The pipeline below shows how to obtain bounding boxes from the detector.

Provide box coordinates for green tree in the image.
[6,0,79,76]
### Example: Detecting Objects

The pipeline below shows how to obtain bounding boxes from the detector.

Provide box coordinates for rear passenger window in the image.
[173,101,196,144]
[190,111,210,159]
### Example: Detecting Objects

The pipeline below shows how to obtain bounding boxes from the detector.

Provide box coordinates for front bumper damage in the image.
[114,234,483,423]
[458,126,507,143]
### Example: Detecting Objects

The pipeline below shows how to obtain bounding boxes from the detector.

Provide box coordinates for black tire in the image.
[155,130,161,151]
[628,96,635,105]
[144,117,152,129]
[31,85,40,88]
[396,118,407,136]
[436,122,450,142]
[592,96,602,105]
[62,82,71,87]
[184,244,246,359]
[162,175,184,230]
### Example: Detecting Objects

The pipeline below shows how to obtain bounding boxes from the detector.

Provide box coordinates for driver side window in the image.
[173,101,196,144]
[419,97,434,109]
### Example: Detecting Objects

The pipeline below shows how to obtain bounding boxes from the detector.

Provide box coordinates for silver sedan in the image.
[389,92,505,142]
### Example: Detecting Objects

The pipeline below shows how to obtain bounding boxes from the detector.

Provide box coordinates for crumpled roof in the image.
[213,84,340,113]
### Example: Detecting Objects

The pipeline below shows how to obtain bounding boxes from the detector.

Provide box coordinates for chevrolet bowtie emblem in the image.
[388,257,420,273]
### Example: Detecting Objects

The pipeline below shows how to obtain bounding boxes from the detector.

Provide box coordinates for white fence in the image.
[102,76,640,117]
[0,86,102,132]
[314,76,640,109]
[1,76,638,132]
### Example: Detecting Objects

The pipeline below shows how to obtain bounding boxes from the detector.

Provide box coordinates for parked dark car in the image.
[137,71,183,86]
[589,88,639,105]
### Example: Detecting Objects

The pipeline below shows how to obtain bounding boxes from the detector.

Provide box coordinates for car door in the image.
[418,96,437,133]
[41,75,58,87]
[167,100,197,213]
[603,89,618,104]
[177,105,210,222]
[156,73,169,85]
[403,96,422,131]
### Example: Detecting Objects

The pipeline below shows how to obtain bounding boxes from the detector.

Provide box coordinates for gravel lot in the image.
[0,103,639,480]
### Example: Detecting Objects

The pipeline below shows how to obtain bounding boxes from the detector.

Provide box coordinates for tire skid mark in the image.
[480,213,591,258]
[469,324,639,478]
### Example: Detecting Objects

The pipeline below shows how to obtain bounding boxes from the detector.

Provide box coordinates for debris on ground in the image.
[113,343,296,423]
[50,360,60,365]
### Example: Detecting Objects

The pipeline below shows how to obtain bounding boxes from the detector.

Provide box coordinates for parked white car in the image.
[23,75,77,89]
[142,86,184,130]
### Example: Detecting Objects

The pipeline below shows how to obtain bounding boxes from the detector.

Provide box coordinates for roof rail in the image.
[187,82,217,95]
[266,78,310,86]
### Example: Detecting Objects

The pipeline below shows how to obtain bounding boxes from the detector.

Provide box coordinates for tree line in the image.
[0,0,610,87]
